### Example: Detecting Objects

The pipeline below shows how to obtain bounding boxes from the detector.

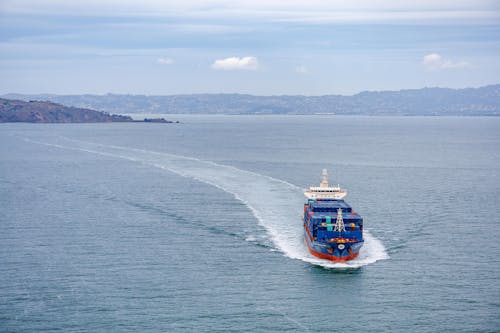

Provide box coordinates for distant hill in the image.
[0,98,133,123]
[3,84,500,116]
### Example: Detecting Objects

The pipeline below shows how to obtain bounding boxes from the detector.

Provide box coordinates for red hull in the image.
[304,234,359,262]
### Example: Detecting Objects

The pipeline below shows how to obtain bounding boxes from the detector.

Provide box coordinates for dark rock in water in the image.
[142,118,175,123]
[0,98,133,123]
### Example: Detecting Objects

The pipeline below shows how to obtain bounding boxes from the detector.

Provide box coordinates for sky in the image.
[0,0,499,95]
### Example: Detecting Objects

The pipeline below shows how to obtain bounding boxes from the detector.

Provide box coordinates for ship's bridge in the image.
[303,169,346,200]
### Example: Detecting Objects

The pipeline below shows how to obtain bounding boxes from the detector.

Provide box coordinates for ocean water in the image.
[1,115,499,332]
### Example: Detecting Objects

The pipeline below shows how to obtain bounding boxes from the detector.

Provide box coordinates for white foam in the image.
[26,136,389,268]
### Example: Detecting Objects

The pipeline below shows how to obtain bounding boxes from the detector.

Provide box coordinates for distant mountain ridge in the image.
[3,84,500,116]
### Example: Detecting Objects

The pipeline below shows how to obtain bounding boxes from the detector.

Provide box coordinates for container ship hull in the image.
[304,225,363,261]
[303,169,364,263]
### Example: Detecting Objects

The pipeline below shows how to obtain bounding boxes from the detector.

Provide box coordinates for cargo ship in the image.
[303,169,364,262]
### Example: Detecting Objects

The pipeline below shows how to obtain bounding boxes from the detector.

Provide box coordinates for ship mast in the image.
[320,168,329,188]
[333,208,346,233]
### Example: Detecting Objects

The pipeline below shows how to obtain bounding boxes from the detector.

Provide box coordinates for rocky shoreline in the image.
[0,98,176,123]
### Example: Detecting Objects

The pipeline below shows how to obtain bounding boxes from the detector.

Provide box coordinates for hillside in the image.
[3,84,500,116]
[0,98,133,123]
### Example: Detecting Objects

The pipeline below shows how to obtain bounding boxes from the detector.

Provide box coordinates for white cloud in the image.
[295,65,308,74]
[440,60,470,69]
[423,53,442,66]
[423,53,470,70]
[157,57,174,65]
[212,56,259,70]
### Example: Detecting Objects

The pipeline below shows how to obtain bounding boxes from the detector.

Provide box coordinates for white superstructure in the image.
[303,169,347,200]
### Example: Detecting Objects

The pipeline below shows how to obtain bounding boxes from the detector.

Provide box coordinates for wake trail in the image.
[24,136,389,268]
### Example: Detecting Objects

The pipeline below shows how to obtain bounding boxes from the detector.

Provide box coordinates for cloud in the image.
[2,1,499,24]
[157,57,174,65]
[295,65,308,74]
[422,53,470,70]
[211,56,259,70]
[423,53,442,64]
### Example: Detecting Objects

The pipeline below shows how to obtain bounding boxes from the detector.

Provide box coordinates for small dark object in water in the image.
[142,118,176,123]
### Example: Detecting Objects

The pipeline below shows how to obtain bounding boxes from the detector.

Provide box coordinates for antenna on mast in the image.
[334,208,346,233]
[320,168,329,188]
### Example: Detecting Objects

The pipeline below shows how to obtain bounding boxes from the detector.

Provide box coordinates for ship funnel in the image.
[320,169,329,188]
